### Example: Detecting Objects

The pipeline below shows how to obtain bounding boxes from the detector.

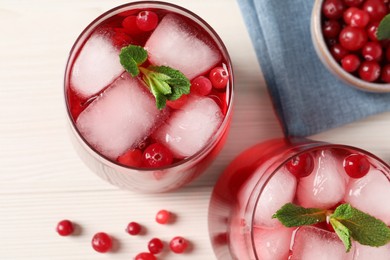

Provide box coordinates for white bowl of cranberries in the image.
[312,0,390,92]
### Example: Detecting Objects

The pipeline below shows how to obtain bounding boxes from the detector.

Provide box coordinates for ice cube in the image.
[76,73,164,159]
[297,150,348,209]
[71,34,124,98]
[291,226,354,260]
[144,14,222,80]
[253,226,293,260]
[254,168,297,228]
[153,96,223,158]
[353,243,390,259]
[344,168,390,225]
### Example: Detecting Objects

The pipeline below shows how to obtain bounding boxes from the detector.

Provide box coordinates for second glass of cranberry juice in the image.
[64,2,233,192]
[209,138,390,259]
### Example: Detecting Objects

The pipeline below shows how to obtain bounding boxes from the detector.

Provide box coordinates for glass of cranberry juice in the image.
[208,138,390,259]
[64,2,233,192]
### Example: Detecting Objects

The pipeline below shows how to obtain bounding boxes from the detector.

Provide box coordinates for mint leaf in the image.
[330,218,352,252]
[331,204,390,248]
[119,45,148,77]
[272,203,327,227]
[377,14,390,40]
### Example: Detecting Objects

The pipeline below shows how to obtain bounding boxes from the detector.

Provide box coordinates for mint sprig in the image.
[119,45,190,109]
[273,203,390,252]
[377,14,390,41]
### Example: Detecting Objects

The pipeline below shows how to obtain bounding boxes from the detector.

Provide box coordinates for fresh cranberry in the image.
[285,153,314,178]
[126,221,142,236]
[381,64,390,82]
[91,232,112,253]
[323,0,346,19]
[142,143,173,168]
[343,0,364,7]
[330,43,349,60]
[209,67,229,89]
[122,16,142,35]
[148,238,164,254]
[155,209,171,224]
[322,20,342,38]
[136,11,158,31]
[117,149,143,167]
[363,0,388,21]
[339,26,368,51]
[166,94,188,110]
[367,21,380,41]
[341,54,361,72]
[343,7,360,24]
[359,60,381,81]
[112,29,133,47]
[362,41,383,61]
[169,236,188,254]
[350,9,370,28]
[191,76,212,96]
[135,252,157,260]
[56,220,74,236]
[343,154,370,178]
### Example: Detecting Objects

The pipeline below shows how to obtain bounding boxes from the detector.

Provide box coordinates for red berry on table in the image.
[155,209,171,224]
[135,252,157,260]
[91,232,112,253]
[359,60,381,81]
[122,16,142,35]
[339,26,368,51]
[363,0,388,22]
[148,238,164,254]
[381,64,390,82]
[322,0,345,19]
[166,94,188,110]
[142,143,173,168]
[169,236,189,254]
[136,11,158,31]
[343,7,360,24]
[56,220,74,236]
[341,54,361,72]
[126,221,142,236]
[343,154,370,178]
[350,9,370,28]
[191,76,212,96]
[343,0,364,7]
[367,21,380,41]
[322,20,342,39]
[330,43,349,61]
[117,148,143,167]
[209,67,229,89]
[362,41,383,61]
[285,153,314,178]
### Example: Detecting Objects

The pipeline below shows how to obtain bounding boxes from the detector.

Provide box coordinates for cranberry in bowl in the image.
[311,0,390,92]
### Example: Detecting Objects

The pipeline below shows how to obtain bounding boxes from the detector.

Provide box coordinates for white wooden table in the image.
[1,0,390,259]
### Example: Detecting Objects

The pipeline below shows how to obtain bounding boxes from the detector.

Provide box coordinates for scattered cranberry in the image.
[350,9,370,27]
[323,0,346,19]
[322,20,342,39]
[117,149,143,167]
[91,232,112,253]
[166,94,188,110]
[363,0,388,21]
[339,26,368,51]
[381,64,390,82]
[148,238,164,254]
[135,252,157,260]
[359,60,381,81]
[343,154,370,178]
[169,236,188,254]
[136,11,158,31]
[209,67,229,89]
[155,209,171,224]
[362,41,383,61]
[142,143,173,168]
[285,153,314,178]
[126,221,142,236]
[341,54,361,72]
[330,43,349,61]
[191,76,213,96]
[56,220,74,236]
[343,7,360,24]
[122,16,142,35]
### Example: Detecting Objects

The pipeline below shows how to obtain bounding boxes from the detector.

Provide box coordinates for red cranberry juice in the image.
[65,7,232,169]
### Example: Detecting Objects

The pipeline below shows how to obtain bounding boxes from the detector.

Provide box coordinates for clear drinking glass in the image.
[209,138,390,259]
[64,1,233,192]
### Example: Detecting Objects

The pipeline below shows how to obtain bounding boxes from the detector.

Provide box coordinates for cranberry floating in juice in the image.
[208,139,390,259]
[64,2,233,192]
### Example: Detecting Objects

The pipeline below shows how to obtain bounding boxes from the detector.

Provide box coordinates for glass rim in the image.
[63,1,234,172]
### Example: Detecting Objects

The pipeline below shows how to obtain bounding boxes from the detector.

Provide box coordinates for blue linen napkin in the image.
[237,0,390,137]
